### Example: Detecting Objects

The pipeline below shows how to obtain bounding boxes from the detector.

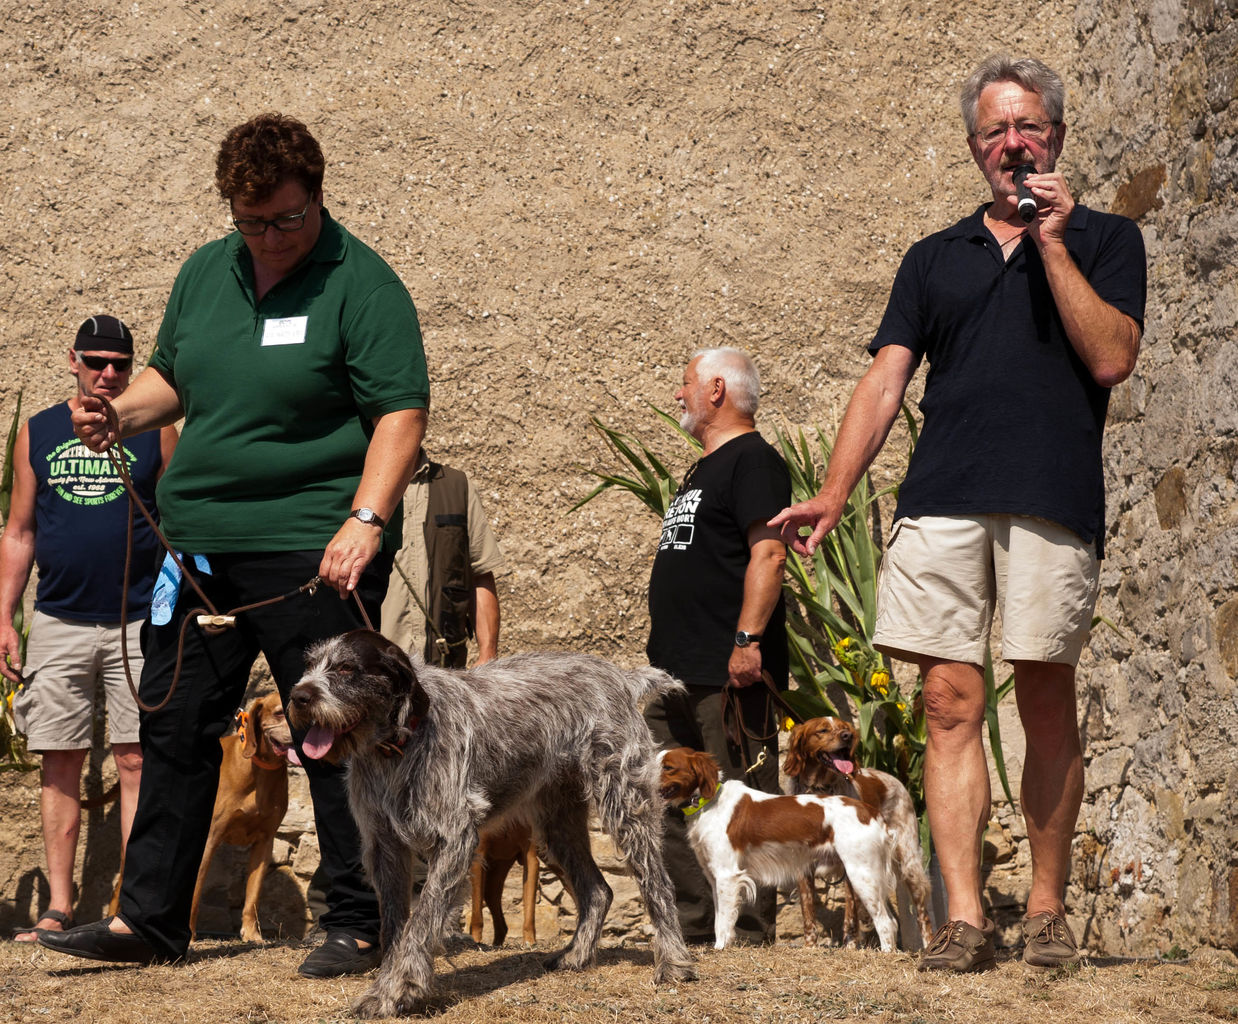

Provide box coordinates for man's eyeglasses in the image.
[232,197,313,236]
[973,119,1056,147]
[78,355,133,372]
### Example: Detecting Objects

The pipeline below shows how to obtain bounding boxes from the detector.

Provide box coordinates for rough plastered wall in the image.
[0,0,1234,957]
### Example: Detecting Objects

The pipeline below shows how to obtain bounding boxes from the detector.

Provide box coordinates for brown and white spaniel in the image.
[658,746,898,951]
[783,716,933,949]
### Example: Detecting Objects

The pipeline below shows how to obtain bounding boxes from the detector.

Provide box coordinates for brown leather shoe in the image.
[918,918,997,972]
[1021,912,1080,968]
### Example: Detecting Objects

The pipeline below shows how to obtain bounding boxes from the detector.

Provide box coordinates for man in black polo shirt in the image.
[645,346,789,946]
[771,55,1146,971]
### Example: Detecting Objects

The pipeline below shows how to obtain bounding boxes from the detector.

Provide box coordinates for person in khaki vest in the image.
[381,452,505,667]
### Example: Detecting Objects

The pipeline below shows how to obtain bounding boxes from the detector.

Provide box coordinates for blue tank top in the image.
[28,402,164,621]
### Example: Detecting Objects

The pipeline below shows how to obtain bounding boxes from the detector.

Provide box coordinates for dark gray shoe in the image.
[918,918,997,973]
[298,931,382,978]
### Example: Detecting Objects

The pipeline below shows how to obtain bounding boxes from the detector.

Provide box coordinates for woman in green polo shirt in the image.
[51,113,428,979]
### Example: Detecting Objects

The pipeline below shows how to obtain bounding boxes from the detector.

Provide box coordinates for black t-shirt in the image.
[871,204,1146,558]
[646,431,790,688]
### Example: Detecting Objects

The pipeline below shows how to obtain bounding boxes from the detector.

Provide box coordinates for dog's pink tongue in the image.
[283,746,302,767]
[300,725,336,760]
[834,758,856,776]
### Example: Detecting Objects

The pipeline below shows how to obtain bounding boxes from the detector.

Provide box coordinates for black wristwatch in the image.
[348,507,385,528]
[734,630,762,648]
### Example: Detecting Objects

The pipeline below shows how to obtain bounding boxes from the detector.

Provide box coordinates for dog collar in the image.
[376,713,423,758]
[681,792,714,817]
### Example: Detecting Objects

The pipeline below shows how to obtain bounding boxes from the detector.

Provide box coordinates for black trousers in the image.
[644,682,781,945]
[119,550,390,959]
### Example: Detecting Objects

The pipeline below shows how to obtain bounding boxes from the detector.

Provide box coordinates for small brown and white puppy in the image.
[469,820,539,946]
[658,747,898,951]
[288,629,695,1019]
[783,716,933,949]
[189,691,293,943]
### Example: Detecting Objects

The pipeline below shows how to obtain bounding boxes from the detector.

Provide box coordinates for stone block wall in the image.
[1059,0,1238,957]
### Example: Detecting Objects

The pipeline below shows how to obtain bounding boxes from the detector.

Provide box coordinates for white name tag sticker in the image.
[261,316,308,347]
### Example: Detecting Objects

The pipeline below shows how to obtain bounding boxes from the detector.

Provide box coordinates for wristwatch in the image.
[348,507,385,528]
[734,630,762,648]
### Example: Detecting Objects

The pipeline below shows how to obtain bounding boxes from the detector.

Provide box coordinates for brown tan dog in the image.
[189,692,293,943]
[469,820,539,946]
[783,716,933,949]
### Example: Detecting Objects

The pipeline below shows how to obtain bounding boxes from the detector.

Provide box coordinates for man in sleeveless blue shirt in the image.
[772,56,1146,972]
[1,315,177,942]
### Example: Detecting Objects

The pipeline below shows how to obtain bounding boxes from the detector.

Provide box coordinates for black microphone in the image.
[1012,164,1037,223]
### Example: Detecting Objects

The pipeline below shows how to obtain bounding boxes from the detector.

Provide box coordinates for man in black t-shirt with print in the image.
[645,346,789,946]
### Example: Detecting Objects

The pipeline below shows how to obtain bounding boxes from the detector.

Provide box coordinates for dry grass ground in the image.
[3,935,1236,1024]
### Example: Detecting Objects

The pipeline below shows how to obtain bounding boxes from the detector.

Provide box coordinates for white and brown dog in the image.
[783,716,933,948]
[190,691,295,943]
[658,746,898,951]
[288,629,695,1018]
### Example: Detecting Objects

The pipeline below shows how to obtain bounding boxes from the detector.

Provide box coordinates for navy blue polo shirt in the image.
[870,204,1146,557]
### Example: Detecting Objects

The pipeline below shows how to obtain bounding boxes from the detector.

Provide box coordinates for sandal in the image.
[13,908,74,942]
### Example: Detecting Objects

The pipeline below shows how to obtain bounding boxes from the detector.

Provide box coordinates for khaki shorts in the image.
[12,610,144,751]
[873,514,1100,668]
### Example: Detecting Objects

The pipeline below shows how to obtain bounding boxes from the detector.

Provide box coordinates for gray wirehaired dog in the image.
[287,629,696,1018]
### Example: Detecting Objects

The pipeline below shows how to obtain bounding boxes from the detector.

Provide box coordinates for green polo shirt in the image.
[149,210,429,552]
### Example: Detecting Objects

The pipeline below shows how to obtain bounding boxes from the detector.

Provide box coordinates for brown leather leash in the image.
[96,397,374,714]
[721,669,803,771]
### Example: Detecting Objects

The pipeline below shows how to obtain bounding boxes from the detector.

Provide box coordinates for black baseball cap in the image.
[74,315,134,354]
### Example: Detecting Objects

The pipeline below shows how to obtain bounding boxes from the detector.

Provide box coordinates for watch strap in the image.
[349,507,386,528]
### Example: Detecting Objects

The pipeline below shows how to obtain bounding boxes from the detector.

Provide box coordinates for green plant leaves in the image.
[1,389,35,771]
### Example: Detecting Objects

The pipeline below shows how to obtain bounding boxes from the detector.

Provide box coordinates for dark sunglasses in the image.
[78,355,133,372]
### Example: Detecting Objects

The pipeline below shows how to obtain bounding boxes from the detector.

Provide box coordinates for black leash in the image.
[95,396,373,714]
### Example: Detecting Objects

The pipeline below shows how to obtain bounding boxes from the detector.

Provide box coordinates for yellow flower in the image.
[870,670,890,697]
[834,637,852,657]
[782,717,796,732]
[896,701,907,714]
